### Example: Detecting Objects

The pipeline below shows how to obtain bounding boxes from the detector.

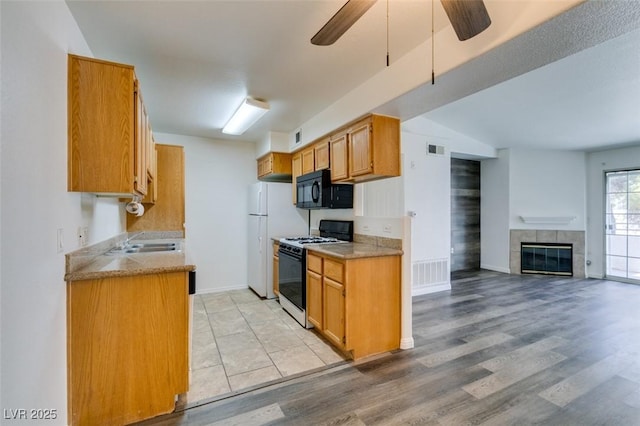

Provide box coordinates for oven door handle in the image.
[278,249,301,262]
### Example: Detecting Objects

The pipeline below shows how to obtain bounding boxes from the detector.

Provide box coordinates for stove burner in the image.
[279,236,346,249]
[285,237,338,244]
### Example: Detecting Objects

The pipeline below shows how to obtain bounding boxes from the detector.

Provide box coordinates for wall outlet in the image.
[362,225,370,232]
[77,226,88,247]
[383,224,392,233]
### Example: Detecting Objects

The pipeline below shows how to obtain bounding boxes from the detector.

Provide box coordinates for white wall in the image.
[154,133,256,293]
[509,149,587,230]
[402,132,451,294]
[480,150,511,272]
[1,2,125,422]
[480,148,588,273]
[586,145,640,278]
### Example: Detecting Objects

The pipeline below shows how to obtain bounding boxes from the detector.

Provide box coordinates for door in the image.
[451,158,481,272]
[605,169,640,282]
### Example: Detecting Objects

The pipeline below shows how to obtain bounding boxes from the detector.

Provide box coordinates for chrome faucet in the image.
[117,232,145,249]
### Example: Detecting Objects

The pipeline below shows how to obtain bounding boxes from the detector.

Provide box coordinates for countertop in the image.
[65,235,196,281]
[305,242,402,260]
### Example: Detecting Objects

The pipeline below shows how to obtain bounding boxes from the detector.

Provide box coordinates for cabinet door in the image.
[307,270,323,329]
[314,140,330,170]
[349,121,372,177]
[134,84,148,195]
[330,134,349,182]
[127,144,185,233]
[323,277,345,348]
[68,55,136,194]
[68,272,189,425]
[301,148,315,174]
[291,153,302,204]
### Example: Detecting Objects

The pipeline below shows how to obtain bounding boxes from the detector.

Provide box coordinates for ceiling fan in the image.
[310,0,492,46]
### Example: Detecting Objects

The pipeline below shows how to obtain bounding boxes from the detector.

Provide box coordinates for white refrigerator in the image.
[248,182,307,298]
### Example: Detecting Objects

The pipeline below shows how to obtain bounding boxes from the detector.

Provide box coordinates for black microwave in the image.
[296,170,353,209]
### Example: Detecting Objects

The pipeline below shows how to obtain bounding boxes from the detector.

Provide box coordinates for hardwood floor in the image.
[137,271,640,425]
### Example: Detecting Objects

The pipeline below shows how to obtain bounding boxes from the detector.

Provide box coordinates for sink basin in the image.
[106,241,181,255]
[127,242,177,249]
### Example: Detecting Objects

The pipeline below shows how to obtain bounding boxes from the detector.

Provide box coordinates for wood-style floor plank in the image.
[137,272,640,426]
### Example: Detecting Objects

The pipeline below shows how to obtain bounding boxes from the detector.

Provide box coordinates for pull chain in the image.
[432,0,435,84]
[386,0,390,67]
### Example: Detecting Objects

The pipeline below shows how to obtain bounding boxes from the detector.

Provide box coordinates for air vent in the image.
[427,144,444,156]
[295,129,302,145]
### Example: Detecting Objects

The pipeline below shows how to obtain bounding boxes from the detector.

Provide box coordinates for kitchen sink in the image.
[127,242,177,249]
[106,241,181,255]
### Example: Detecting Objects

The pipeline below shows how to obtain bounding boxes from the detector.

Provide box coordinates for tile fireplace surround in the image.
[510,230,585,278]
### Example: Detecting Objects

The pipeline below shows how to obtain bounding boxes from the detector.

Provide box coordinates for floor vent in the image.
[412,259,449,295]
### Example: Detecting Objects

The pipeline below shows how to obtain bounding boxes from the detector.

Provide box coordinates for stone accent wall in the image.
[510,230,585,278]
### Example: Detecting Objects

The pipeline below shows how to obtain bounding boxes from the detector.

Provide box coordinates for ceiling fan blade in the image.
[311,0,378,46]
[440,0,491,41]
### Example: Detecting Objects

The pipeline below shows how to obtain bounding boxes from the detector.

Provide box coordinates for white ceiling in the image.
[65,0,640,153]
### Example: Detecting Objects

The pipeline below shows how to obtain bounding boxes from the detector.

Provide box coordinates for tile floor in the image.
[186,289,346,405]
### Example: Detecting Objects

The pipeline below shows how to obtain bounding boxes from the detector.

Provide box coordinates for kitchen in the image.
[2,1,640,425]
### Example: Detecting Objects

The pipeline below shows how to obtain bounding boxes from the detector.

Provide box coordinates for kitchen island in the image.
[305,242,402,360]
[65,232,195,426]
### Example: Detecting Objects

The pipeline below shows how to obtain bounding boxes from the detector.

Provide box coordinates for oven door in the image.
[278,249,305,311]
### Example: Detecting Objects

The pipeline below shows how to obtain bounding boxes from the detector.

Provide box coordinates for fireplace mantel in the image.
[519,216,576,225]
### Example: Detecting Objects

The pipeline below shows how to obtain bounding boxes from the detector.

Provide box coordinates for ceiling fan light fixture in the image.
[222,97,270,135]
[440,0,491,41]
[311,0,378,46]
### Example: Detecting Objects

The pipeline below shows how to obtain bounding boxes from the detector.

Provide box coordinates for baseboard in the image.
[412,282,451,296]
[195,284,248,295]
[400,337,415,350]
[480,264,510,274]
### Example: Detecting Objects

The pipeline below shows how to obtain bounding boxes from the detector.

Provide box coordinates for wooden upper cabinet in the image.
[257,152,292,182]
[68,54,151,196]
[141,143,157,204]
[127,144,185,234]
[314,138,330,170]
[332,114,400,183]
[348,120,373,177]
[291,152,302,204]
[301,147,315,175]
[330,133,349,182]
[134,85,148,195]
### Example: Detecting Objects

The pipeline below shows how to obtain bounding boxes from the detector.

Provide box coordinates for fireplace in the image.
[509,230,585,278]
[521,243,573,276]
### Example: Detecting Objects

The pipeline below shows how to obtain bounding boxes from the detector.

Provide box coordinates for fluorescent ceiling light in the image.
[222,97,270,135]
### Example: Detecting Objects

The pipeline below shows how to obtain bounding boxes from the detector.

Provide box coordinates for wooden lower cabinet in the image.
[306,252,401,359]
[307,270,323,329]
[323,277,345,348]
[67,271,190,425]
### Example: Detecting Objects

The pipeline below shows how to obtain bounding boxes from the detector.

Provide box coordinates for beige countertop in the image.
[305,242,402,260]
[65,234,195,281]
